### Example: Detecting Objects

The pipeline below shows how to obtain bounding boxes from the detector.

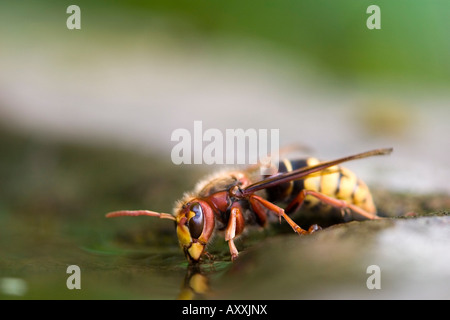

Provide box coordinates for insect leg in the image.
[225,206,245,261]
[249,194,310,235]
[284,189,379,220]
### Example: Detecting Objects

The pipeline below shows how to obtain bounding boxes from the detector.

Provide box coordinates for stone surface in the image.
[208,215,450,299]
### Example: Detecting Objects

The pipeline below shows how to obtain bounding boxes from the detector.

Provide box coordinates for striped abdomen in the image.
[264,158,376,226]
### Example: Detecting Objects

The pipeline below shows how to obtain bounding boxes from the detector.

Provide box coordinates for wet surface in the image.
[211,215,450,299]
[1,127,448,299]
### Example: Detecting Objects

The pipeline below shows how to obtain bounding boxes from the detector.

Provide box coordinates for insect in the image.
[106,148,392,263]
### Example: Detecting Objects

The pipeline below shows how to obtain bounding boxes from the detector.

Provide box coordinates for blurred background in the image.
[0,0,449,299]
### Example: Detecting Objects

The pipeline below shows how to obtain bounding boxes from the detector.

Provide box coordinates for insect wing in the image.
[242,148,392,196]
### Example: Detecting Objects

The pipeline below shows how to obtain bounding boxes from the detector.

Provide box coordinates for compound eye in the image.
[188,202,204,239]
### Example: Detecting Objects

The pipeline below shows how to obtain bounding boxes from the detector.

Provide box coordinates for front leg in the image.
[225,205,245,261]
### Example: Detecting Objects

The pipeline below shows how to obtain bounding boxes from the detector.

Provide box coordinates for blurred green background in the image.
[2,0,449,82]
[0,1,449,299]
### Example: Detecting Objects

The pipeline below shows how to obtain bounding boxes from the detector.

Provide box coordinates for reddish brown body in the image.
[106,148,392,263]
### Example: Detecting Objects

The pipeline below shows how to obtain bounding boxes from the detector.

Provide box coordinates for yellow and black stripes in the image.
[265,158,376,215]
